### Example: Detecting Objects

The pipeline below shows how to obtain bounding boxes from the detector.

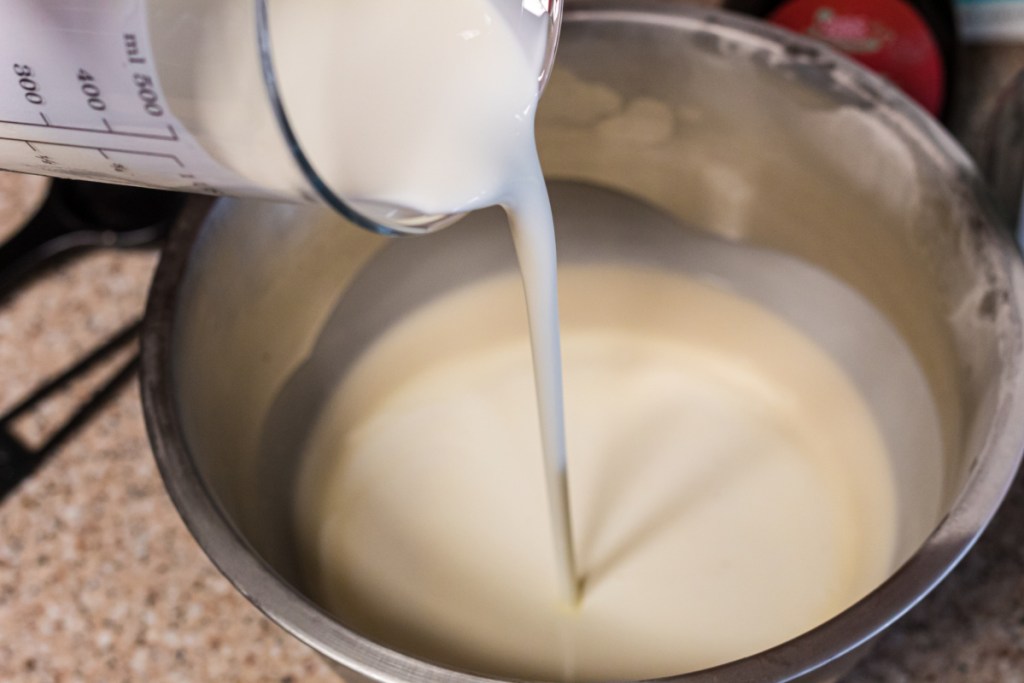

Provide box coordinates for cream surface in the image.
[295,265,898,681]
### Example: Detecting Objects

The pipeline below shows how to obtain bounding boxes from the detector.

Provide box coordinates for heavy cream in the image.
[295,265,898,681]
[270,0,550,218]
[268,0,578,603]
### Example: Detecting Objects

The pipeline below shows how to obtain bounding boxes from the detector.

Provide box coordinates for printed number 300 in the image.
[13,64,44,105]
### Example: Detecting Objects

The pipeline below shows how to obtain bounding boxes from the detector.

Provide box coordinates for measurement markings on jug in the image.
[76,70,108,112]
[0,135,184,166]
[0,116,180,142]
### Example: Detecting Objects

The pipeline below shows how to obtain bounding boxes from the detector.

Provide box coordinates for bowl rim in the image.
[141,3,1024,682]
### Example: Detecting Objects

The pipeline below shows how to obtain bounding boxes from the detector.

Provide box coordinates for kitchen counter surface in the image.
[0,165,1023,683]
[0,173,336,683]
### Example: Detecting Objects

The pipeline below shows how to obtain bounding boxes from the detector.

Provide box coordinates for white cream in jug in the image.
[151,0,552,217]
[268,0,550,217]
[263,0,898,678]
[295,266,898,681]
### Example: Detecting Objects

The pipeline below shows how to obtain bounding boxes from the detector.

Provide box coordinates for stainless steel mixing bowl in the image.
[141,2,1024,681]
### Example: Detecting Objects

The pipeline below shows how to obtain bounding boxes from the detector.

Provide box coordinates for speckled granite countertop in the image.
[0,172,337,683]
[0,166,1022,683]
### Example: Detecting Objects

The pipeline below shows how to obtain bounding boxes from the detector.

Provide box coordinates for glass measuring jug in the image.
[0,0,562,235]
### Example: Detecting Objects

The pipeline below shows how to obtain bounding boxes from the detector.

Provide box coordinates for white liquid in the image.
[272,0,548,217]
[268,1,578,598]
[295,266,898,681]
